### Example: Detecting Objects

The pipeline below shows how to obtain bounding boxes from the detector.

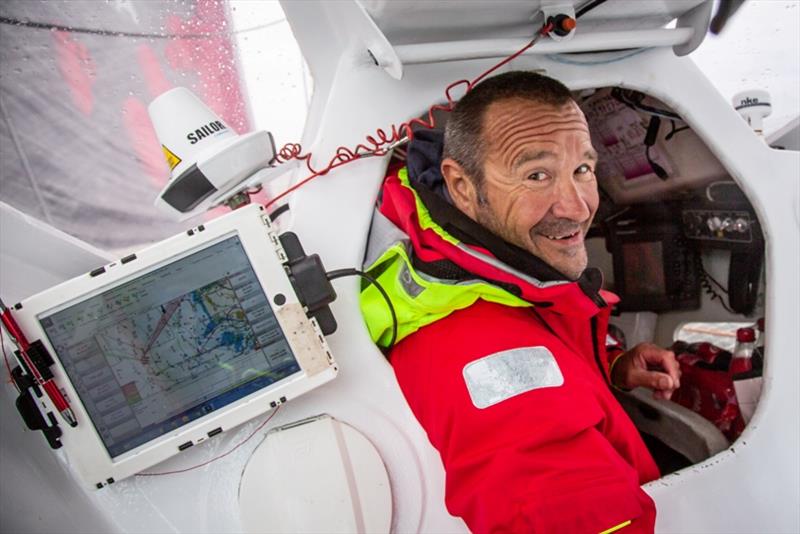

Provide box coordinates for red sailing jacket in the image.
[375,168,660,533]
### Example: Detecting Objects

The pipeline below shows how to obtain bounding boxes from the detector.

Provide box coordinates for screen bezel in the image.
[610,222,700,312]
[38,233,300,459]
[12,204,337,489]
[620,240,667,297]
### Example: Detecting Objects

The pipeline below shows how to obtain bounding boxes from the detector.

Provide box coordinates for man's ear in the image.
[441,157,479,220]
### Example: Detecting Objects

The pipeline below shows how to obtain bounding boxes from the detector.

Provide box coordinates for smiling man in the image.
[360,71,680,533]
[442,95,599,280]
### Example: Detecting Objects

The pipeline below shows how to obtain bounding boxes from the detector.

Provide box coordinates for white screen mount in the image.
[8,204,338,490]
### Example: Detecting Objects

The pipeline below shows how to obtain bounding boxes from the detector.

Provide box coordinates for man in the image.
[360,71,681,533]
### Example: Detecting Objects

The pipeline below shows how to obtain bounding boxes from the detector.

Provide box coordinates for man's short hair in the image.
[443,71,575,187]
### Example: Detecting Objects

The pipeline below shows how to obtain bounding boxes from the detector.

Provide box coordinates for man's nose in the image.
[551,176,591,222]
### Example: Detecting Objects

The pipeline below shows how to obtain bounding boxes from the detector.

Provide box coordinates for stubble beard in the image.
[475,203,588,281]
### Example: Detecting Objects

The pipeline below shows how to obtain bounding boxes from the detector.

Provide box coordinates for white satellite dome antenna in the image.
[732,89,772,136]
[148,87,285,220]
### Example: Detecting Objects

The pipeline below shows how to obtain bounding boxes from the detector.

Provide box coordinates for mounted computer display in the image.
[9,204,338,490]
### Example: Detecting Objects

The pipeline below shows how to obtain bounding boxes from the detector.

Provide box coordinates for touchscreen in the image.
[38,235,300,458]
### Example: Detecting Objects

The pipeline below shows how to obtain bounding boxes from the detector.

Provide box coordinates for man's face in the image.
[450,98,599,280]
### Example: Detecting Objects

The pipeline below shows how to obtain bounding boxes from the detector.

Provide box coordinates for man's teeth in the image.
[545,231,579,240]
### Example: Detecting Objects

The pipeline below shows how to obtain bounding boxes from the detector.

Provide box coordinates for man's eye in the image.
[526,171,549,181]
[575,164,594,175]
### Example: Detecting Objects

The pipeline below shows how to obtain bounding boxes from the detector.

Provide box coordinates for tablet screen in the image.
[38,235,300,458]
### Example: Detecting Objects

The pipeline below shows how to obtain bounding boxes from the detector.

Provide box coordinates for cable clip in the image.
[278,232,338,336]
[541,4,577,41]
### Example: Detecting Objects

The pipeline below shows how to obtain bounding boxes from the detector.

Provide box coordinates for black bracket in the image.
[278,232,338,336]
[23,340,55,380]
[11,362,62,449]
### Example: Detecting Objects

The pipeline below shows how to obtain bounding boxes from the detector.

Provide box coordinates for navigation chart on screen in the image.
[95,275,260,423]
[41,236,299,457]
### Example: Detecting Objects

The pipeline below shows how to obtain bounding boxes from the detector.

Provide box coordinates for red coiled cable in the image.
[265,22,553,209]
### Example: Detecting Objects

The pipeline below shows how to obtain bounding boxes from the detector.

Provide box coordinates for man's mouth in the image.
[543,230,580,241]
[531,219,588,249]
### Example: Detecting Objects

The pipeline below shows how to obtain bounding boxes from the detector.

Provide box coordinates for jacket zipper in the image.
[534,309,613,390]
[591,316,612,389]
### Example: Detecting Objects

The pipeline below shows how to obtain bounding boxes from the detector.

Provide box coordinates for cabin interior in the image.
[577,86,768,473]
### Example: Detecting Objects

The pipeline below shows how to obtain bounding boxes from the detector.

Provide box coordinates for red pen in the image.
[0,298,77,427]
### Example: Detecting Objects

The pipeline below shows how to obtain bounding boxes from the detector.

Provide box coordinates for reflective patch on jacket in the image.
[398,262,425,298]
[463,347,564,409]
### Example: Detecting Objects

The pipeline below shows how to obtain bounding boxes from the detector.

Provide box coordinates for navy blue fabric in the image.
[406,128,452,203]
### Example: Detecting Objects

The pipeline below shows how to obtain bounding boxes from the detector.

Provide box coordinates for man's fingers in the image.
[650,371,674,391]
[638,345,681,389]
[630,368,676,394]
[653,389,672,401]
[616,343,683,393]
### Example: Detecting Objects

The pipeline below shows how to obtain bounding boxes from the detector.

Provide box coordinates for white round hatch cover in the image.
[239,414,392,534]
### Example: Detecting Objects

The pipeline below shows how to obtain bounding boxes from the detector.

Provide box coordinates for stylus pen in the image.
[0,298,78,428]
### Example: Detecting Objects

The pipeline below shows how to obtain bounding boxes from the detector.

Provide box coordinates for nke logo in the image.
[187,121,227,144]
[739,97,760,106]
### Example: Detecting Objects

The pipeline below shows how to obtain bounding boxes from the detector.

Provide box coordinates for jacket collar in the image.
[409,177,570,283]
[378,167,614,318]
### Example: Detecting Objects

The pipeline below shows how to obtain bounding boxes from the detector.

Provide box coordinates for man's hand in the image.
[611,343,681,400]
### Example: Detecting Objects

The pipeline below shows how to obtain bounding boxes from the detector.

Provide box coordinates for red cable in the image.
[136,404,281,477]
[264,22,553,209]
